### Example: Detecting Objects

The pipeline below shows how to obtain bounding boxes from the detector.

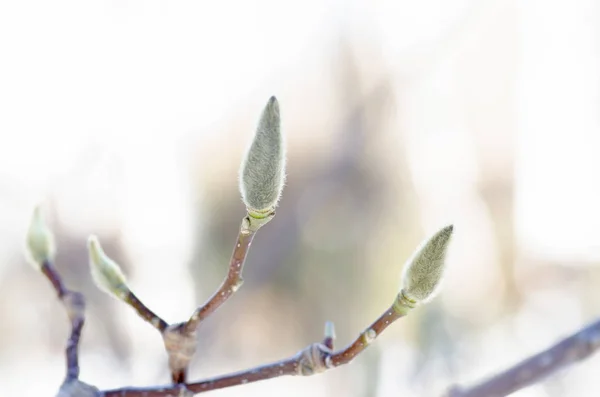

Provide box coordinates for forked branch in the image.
[101,292,416,396]
[23,97,462,397]
[27,206,452,397]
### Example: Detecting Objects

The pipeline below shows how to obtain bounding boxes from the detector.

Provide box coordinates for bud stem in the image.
[184,215,259,333]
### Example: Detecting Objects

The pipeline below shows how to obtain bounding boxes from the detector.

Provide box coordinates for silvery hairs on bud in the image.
[88,235,129,298]
[239,96,286,213]
[400,225,453,303]
[25,205,56,268]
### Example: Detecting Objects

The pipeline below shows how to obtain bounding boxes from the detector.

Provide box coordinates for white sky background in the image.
[0,0,337,186]
[515,0,600,263]
[1,0,600,396]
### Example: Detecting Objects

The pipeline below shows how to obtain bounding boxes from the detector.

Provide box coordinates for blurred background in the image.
[1,0,600,396]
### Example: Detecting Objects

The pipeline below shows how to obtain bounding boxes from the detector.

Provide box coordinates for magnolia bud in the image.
[88,235,129,299]
[400,225,453,303]
[239,96,286,217]
[25,206,56,269]
[324,321,336,341]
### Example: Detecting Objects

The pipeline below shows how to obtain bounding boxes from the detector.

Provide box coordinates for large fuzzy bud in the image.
[88,235,129,299]
[25,206,56,269]
[239,96,286,217]
[400,225,453,303]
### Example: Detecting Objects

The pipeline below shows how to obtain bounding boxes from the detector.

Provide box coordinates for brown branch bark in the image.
[100,292,413,396]
[36,248,425,397]
[143,215,263,385]
[445,318,600,397]
[124,291,168,332]
[41,261,86,381]
[331,293,413,366]
[40,260,101,397]
[31,208,433,396]
[184,216,258,333]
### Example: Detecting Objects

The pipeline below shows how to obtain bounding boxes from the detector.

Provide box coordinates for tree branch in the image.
[100,292,414,396]
[29,210,449,396]
[25,95,456,396]
[184,215,263,333]
[87,214,271,386]
[41,260,86,381]
[124,291,168,332]
[330,292,414,366]
[446,318,600,397]
[150,215,268,385]
[40,260,101,397]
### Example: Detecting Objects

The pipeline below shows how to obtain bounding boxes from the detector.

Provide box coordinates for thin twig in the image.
[157,215,263,385]
[62,292,86,380]
[40,260,101,396]
[446,318,600,397]
[124,291,168,332]
[41,261,67,297]
[41,260,85,381]
[330,295,411,366]
[141,215,260,385]
[101,292,413,396]
[184,217,257,333]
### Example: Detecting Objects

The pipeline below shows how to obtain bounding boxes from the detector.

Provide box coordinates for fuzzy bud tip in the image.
[239,96,286,215]
[87,235,129,299]
[400,224,453,304]
[324,321,336,340]
[25,206,56,269]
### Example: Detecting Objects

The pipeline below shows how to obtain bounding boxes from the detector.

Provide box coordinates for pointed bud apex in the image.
[400,225,453,304]
[25,206,56,269]
[239,96,286,216]
[324,321,336,341]
[87,235,129,299]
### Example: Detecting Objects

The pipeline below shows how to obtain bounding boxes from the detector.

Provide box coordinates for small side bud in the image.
[239,96,286,217]
[25,206,56,269]
[323,320,336,349]
[324,321,336,341]
[400,225,453,304]
[88,235,129,299]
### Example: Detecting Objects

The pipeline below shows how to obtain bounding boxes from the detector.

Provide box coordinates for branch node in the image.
[56,379,99,397]
[62,291,86,322]
[163,323,198,383]
[175,384,193,397]
[242,212,275,233]
[296,343,333,376]
[231,278,244,292]
[362,328,376,345]
[394,290,417,315]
